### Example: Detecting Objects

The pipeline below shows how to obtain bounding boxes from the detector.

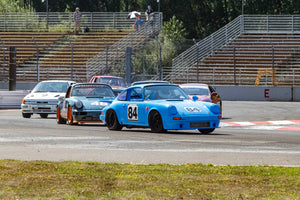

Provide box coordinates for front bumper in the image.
[72,110,103,123]
[21,104,57,114]
[163,115,221,130]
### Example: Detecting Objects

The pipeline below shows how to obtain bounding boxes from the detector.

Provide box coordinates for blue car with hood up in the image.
[100,84,222,133]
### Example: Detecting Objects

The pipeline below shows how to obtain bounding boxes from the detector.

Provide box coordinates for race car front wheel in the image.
[198,128,215,134]
[56,107,66,124]
[106,110,122,131]
[40,114,48,118]
[149,111,165,133]
[66,106,77,125]
[22,113,32,118]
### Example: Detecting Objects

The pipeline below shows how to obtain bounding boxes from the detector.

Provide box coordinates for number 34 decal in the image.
[128,104,138,121]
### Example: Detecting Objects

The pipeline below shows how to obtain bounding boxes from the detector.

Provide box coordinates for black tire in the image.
[198,128,215,134]
[40,113,48,118]
[66,105,77,125]
[22,113,31,118]
[56,107,66,124]
[106,110,122,131]
[148,111,165,133]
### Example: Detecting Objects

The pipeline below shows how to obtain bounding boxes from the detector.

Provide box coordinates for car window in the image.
[182,87,209,96]
[70,85,115,98]
[144,85,188,100]
[129,88,143,101]
[99,77,126,87]
[117,90,127,101]
[32,82,69,93]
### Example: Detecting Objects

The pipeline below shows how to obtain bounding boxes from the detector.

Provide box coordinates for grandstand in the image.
[169,15,300,86]
[0,12,163,84]
[17,32,129,82]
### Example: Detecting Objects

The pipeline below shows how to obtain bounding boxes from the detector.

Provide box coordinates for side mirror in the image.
[58,96,64,102]
[192,96,199,101]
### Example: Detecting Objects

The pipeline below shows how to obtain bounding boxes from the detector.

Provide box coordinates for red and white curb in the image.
[220,120,300,131]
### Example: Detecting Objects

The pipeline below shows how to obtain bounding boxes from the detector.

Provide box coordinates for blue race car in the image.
[100,84,222,133]
[57,83,115,125]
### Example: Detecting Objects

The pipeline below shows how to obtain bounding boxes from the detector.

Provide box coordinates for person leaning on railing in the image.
[73,7,82,35]
[132,15,144,30]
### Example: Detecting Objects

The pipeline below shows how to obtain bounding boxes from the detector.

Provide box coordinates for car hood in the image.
[188,95,211,102]
[24,92,65,100]
[154,99,218,115]
[75,97,114,110]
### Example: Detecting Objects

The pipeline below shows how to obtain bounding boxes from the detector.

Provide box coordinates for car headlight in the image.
[74,101,83,109]
[100,102,109,106]
[168,105,178,115]
[210,104,220,115]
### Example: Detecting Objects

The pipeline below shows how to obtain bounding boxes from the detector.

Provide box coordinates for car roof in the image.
[39,80,75,83]
[179,83,209,88]
[129,83,179,89]
[72,83,111,87]
[92,75,124,79]
[131,80,170,86]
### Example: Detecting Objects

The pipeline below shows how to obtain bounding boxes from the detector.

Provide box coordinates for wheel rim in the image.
[67,107,72,123]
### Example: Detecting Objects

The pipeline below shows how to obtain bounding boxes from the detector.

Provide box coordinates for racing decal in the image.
[184,107,202,112]
[91,101,108,106]
[128,104,138,121]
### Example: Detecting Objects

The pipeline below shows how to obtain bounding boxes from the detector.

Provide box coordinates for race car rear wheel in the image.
[198,128,215,134]
[56,107,66,124]
[106,110,122,131]
[66,106,77,125]
[22,113,31,118]
[40,113,48,118]
[149,111,165,133]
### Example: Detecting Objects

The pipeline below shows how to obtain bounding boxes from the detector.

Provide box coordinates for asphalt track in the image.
[0,101,300,166]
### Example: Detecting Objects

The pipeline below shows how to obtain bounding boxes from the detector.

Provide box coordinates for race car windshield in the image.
[98,77,126,87]
[32,82,69,93]
[182,87,209,96]
[70,86,115,98]
[144,85,188,100]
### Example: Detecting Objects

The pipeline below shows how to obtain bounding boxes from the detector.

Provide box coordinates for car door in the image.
[120,87,146,126]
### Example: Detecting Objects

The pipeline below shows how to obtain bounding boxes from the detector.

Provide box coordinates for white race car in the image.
[21,80,75,118]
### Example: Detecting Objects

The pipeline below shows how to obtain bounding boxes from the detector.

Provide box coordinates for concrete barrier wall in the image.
[0,91,29,109]
[0,82,37,91]
[214,86,299,101]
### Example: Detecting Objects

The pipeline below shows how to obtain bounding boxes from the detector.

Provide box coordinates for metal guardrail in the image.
[175,66,300,86]
[169,16,243,83]
[170,15,300,85]
[0,12,144,31]
[86,13,163,80]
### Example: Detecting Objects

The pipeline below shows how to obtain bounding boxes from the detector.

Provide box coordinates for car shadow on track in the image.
[119,129,231,136]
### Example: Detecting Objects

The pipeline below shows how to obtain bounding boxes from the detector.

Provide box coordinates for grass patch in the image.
[0,159,299,199]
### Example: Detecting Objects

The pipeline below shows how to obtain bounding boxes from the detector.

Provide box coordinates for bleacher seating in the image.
[0,32,129,82]
[0,32,65,81]
[185,34,300,85]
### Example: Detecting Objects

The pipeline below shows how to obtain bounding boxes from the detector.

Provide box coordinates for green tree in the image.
[0,0,33,12]
[130,16,187,81]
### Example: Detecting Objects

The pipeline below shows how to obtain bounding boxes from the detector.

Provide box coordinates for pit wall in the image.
[214,86,300,101]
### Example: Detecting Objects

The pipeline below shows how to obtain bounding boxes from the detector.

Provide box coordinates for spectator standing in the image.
[73,7,82,35]
[132,15,144,30]
[145,5,154,21]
